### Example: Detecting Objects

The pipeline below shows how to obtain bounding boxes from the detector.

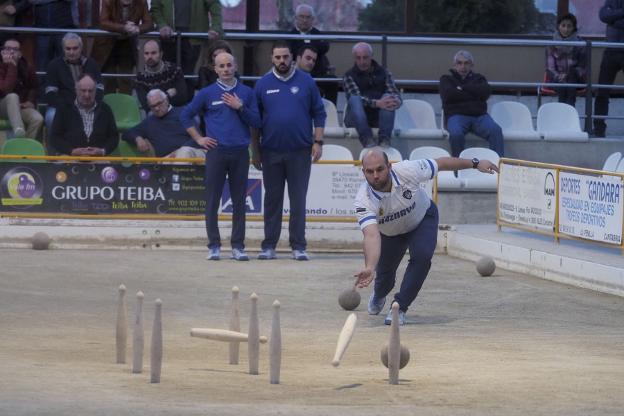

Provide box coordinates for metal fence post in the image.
[584,40,593,134]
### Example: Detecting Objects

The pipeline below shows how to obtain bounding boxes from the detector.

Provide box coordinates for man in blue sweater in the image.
[251,41,326,261]
[122,89,207,158]
[181,52,261,261]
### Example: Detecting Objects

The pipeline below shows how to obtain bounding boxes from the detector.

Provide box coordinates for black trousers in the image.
[594,50,624,133]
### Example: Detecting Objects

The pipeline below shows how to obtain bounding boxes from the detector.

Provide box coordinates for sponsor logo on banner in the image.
[0,167,44,207]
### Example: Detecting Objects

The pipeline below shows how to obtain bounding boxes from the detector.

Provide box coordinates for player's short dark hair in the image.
[272,41,292,54]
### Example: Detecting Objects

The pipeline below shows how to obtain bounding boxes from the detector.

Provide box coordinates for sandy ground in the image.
[1,249,623,415]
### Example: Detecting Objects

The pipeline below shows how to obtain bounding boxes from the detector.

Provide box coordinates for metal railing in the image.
[3,26,624,132]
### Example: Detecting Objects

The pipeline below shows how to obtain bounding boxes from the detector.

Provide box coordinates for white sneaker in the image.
[257,248,277,260]
[292,250,309,261]
[206,247,220,260]
[14,127,26,138]
[367,293,386,315]
[231,248,249,261]
[384,308,406,326]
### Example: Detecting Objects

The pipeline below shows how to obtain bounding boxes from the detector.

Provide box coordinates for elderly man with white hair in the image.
[122,89,208,158]
[288,3,337,103]
[439,50,504,158]
[343,42,401,148]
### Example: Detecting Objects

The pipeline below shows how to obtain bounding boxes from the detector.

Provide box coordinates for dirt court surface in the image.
[1,249,623,415]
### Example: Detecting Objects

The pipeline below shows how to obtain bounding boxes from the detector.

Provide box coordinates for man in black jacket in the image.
[439,50,503,158]
[593,0,624,137]
[49,74,118,156]
[288,3,337,103]
[44,32,104,133]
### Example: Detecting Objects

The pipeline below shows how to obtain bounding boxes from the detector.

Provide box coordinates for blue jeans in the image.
[260,147,311,251]
[447,114,504,158]
[374,203,438,312]
[345,95,395,147]
[204,147,249,250]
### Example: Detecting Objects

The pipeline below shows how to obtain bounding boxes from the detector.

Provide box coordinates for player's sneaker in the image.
[367,293,386,315]
[384,308,406,326]
[231,248,249,261]
[206,247,220,261]
[292,250,309,261]
[257,248,277,260]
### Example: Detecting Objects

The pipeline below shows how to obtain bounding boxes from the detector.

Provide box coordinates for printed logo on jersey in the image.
[378,201,417,225]
[355,207,366,213]
[290,86,299,94]
[378,207,384,216]
[402,189,412,200]
[266,89,280,94]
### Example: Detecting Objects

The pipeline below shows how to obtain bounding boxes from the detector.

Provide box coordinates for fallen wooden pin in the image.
[190,328,268,344]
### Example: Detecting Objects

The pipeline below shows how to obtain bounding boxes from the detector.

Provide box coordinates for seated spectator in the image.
[123,89,205,158]
[49,73,118,156]
[343,42,401,148]
[92,0,153,94]
[295,45,317,74]
[0,38,43,139]
[545,13,586,107]
[45,32,104,132]
[134,39,187,113]
[196,39,233,90]
[439,50,504,158]
[288,3,337,103]
[180,52,261,261]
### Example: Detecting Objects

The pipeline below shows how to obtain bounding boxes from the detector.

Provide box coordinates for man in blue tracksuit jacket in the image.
[181,52,261,261]
[251,41,326,261]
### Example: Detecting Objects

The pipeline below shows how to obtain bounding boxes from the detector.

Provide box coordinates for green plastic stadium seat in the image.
[1,138,46,162]
[103,93,142,132]
[112,140,144,157]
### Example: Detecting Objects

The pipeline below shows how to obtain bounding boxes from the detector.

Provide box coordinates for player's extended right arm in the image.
[355,224,381,288]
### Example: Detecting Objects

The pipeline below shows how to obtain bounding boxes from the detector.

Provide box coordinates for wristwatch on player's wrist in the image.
[314,140,324,146]
[471,157,480,169]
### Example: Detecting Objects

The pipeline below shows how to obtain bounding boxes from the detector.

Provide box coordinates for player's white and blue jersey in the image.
[354,159,438,236]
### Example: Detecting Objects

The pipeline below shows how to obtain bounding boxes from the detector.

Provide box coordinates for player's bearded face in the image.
[364,163,391,192]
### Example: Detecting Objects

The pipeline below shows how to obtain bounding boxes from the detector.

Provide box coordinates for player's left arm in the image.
[436,157,498,174]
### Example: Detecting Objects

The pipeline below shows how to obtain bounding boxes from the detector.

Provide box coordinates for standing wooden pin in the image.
[248,293,260,375]
[132,291,144,374]
[115,284,127,364]
[150,298,163,383]
[229,286,240,365]
[269,300,281,384]
[388,302,401,385]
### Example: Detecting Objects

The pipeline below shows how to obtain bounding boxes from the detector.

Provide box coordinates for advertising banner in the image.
[558,171,623,244]
[497,163,556,231]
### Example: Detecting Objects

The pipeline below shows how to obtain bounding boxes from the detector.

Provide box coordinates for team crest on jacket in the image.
[290,86,299,94]
[402,190,412,199]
